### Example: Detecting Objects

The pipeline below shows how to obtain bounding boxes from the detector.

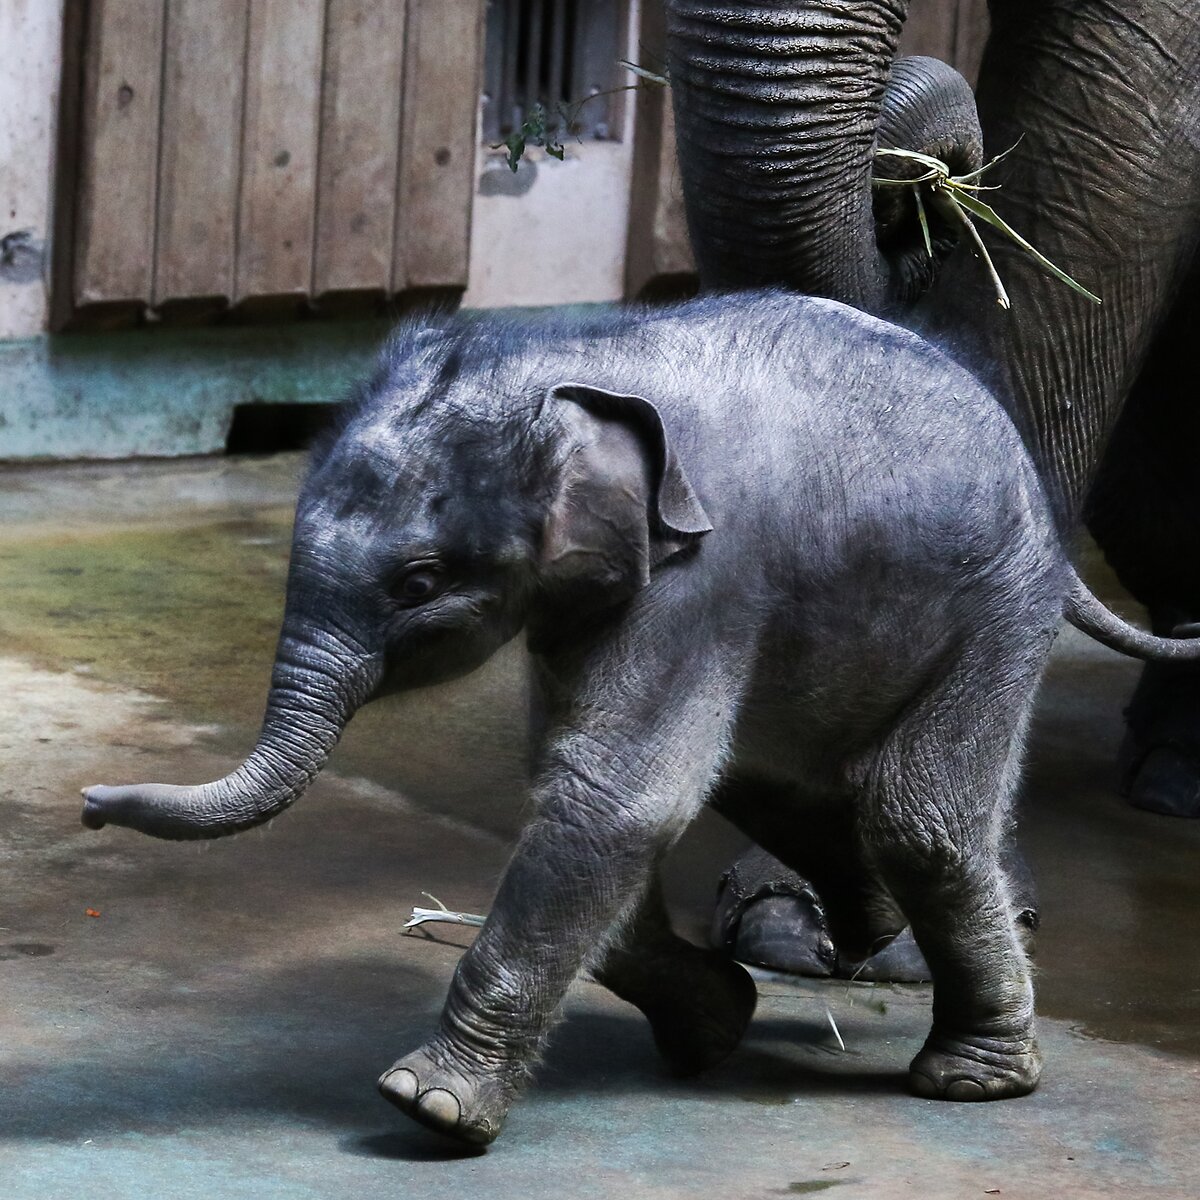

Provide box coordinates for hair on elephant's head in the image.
[81,319,711,841]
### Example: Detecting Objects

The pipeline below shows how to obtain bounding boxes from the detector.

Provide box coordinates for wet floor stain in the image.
[0,943,56,959]
[734,1090,797,1106]
[1021,761,1200,1058]
[0,516,292,733]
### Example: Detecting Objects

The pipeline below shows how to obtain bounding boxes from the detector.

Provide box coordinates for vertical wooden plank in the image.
[153,0,248,306]
[49,0,89,330]
[524,1,544,115]
[546,0,567,114]
[499,0,520,131]
[953,0,991,87]
[624,0,694,298]
[313,0,408,297]
[73,0,165,307]
[235,0,324,302]
[898,0,957,63]
[394,0,486,292]
[624,89,696,298]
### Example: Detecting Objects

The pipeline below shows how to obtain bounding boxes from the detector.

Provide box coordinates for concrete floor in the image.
[1,455,1198,1199]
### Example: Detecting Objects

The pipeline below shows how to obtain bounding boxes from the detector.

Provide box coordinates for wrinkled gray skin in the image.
[665,0,1200,974]
[82,294,1200,1146]
[666,2,1200,519]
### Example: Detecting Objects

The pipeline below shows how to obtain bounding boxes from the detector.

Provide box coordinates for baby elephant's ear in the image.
[540,383,712,601]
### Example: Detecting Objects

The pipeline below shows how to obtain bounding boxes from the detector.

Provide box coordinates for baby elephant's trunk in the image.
[1063,568,1200,660]
[81,630,378,840]
[82,758,322,842]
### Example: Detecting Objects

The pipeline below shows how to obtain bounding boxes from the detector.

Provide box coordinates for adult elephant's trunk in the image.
[666,0,981,309]
[81,624,382,841]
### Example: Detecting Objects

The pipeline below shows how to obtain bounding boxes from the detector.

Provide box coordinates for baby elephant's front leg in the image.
[380,692,733,1145]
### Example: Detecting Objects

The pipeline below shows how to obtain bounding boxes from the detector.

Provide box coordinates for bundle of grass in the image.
[873,143,1102,309]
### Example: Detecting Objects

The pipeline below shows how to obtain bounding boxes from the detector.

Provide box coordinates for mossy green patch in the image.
[0,503,529,835]
[0,514,293,737]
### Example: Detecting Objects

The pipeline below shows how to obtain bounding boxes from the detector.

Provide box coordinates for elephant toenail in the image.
[945,1078,987,1101]
[417,1087,462,1127]
[378,1067,419,1104]
[908,1071,939,1099]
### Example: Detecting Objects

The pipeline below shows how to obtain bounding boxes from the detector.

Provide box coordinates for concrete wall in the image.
[463,141,637,310]
[0,319,390,461]
[0,0,65,340]
[463,0,641,310]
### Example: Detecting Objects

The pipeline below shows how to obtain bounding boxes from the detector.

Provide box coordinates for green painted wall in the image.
[0,320,393,461]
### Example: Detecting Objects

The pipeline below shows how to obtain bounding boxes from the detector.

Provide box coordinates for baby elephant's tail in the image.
[1064,567,1200,661]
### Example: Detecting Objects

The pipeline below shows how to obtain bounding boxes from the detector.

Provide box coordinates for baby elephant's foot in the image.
[909,1029,1042,1101]
[378,1041,516,1147]
[596,943,757,1077]
[643,951,758,1076]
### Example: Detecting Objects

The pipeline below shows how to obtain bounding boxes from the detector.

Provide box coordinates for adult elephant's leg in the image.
[710,843,839,978]
[1087,258,1200,816]
[707,778,934,980]
[705,773,1039,982]
[592,873,758,1075]
[666,0,983,308]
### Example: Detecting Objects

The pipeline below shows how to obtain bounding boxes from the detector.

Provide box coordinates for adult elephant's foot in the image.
[908,1029,1042,1101]
[378,1039,516,1147]
[1120,658,1200,817]
[710,848,931,982]
[1122,743,1200,817]
[629,951,756,1076]
[595,937,758,1076]
[710,847,836,976]
[837,928,930,982]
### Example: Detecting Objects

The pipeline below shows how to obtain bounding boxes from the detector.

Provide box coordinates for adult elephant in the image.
[663,0,1200,974]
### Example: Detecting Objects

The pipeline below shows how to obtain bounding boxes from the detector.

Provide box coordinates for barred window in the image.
[482,0,625,145]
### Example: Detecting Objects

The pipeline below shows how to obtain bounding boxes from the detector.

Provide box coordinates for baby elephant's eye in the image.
[394,566,445,607]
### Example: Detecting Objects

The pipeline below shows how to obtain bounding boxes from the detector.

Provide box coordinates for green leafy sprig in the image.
[493,62,670,173]
[495,102,567,173]
[873,144,1101,309]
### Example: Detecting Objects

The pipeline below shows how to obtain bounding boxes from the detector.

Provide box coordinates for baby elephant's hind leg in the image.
[862,668,1042,1102]
[594,875,757,1075]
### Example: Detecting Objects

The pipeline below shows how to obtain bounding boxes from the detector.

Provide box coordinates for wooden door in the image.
[65,0,486,325]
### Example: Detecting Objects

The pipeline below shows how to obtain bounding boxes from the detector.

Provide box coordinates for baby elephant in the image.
[82,291,1200,1146]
